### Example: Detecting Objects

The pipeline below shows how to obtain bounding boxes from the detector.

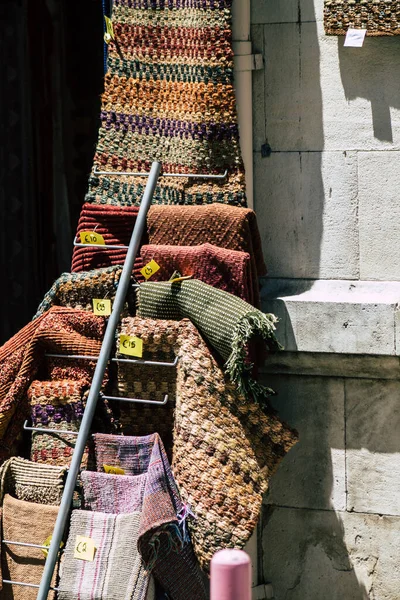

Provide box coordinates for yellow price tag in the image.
[119,335,143,357]
[170,275,192,283]
[80,231,105,245]
[92,299,112,316]
[104,15,115,44]
[74,536,96,562]
[103,464,125,475]
[140,259,160,280]
[42,536,64,558]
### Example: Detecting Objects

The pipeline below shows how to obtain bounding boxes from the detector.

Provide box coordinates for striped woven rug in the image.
[85,0,247,207]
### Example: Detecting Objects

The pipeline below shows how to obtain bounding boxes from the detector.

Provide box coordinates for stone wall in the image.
[251,1,400,598]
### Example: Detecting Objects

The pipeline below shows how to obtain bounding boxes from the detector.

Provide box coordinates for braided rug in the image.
[90,433,207,600]
[115,318,298,569]
[324,1,400,35]
[137,279,279,403]
[85,0,246,207]
[140,242,256,306]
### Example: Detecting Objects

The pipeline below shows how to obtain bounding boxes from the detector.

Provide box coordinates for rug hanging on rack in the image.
[0,307,105,461]
[88,433,207,600]
[33,266,126,320]
[84,0,247,207]
[58,510,154,600]
[140,243,256,306]
[324,1,400,35]
[114,318,298,570]
[0,457,66,506]
[1,494,60,600]
[137,279,279,403]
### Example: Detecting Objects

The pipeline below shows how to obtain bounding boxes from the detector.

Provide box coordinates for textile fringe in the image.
[145,523,184,573]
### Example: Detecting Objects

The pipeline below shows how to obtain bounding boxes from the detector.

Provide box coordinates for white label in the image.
[344,28,366,48]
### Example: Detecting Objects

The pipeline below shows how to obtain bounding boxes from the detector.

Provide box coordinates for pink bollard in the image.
[210,549,251,600]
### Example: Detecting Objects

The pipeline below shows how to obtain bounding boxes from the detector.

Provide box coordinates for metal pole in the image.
[36,161,162,600]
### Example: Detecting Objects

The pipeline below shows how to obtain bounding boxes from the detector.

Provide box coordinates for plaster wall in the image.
[251,1,400,598]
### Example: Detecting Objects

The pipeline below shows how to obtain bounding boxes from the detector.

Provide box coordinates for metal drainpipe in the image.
[232,0,263,210]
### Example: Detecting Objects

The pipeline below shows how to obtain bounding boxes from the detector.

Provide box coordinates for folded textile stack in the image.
[28,380,90,468]
[71,203,145,276]
[140,243,256,306]
[114,318,298,569]
[33,266,125,320]
[0,307,105,461]
[58,509,154,600]
[85,0,246,207]
[91,432,207,599]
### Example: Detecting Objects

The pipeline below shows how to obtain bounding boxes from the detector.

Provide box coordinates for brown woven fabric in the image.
[140,242,256,306]
[71,203,145,277]
[1,494,59,600]
[116,317,298,570]
[0,457,66,506]
[0,307,104,461]
[324,1,400,35]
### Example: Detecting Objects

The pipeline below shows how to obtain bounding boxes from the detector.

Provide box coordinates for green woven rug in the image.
[137,279,280,402]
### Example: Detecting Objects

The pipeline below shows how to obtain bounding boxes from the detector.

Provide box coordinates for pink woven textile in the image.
[140,243,256,306]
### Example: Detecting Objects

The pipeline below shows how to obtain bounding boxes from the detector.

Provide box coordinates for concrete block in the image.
[251,25,266,151]
[261,506,400,600]
[262,20,400,151]
[346,379,400,516]
[251,0,320,25]
[254,151,359,279]
[264,374,346,511]
[261,279,400,355]
[358,152,400,280]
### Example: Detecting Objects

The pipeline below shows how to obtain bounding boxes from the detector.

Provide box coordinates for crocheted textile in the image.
[58,509,153,600]
[28,380,90,468]
[324,1,400,35]
[1,494,59,600]
[85,0,246,207]
[33,266,124,320]
[147,203,266,277]
[137,279,279,403]
[115,318,298,569]
[92,433,207,600]
[0,457,66,506]
[0,307,104,461]
[71,203,145,277]
[140,242,257,306]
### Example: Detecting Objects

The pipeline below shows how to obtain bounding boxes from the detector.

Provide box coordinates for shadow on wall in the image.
[253,0,325,283]
[255,0,369,597]
[338,36,400,143]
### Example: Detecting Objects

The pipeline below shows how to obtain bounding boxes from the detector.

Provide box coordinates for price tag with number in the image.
[92,299,112,316]
[79,231,105,245]
[119,335,143,357]
[140,259,160,280]
[74,536,96,561]
[103,464,125,475]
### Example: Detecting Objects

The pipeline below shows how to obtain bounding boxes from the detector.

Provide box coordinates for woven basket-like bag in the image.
[324,1,400,35]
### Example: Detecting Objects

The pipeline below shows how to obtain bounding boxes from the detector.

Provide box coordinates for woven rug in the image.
[92,433,207,600]
[33,266,126,319]
[0,457,66,506]
[137,279,280,403]
[81,471,146,513]
[58,509,154,600]
[147,203,266,280]
[114,318,298,570]
[71,203,145,277]
[0,307,104,461]
[28,380,91,468]
[324,1,400,35]
[1,494,59,600]
[84,0,246,207]
[140,243,257,306]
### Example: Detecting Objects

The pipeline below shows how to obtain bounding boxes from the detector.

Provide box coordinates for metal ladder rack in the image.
[32,161,227,600]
